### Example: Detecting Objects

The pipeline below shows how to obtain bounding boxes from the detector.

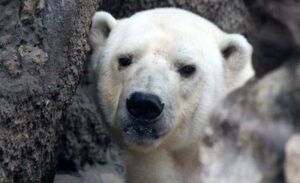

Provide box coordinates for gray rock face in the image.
[54,82,125,182]
[199,1,300,182]
[201,60,300,183]
[0,0,101,182]
[285,135,300,183]
[245,0,300,77]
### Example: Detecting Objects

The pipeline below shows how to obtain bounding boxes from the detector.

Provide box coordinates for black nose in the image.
[126,92,164,121]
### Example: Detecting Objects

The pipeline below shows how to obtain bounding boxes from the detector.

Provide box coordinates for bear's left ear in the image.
[89,11,117,51]
[219,34,254,89]
[219,34,253,71]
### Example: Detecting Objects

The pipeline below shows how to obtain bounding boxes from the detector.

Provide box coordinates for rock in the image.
[285,135,300,183]
[200,0,300,178]
[0,0,101,182]
[244,0,300,77]
[55,156,123,183]
[54,83,125,182]
[201,60,300,183]
[199,1,300,182]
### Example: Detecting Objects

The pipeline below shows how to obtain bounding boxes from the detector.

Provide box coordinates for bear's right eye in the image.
[178,65,196,78]
[118,56,132,67]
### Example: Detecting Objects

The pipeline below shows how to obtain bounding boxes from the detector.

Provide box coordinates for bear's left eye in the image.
[118,56,132,67]
[178,65,196,77]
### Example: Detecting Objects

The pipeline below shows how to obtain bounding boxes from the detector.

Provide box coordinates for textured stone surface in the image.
[245,0,300,77]
[201,60,300,183]
[0,0,101,182]
[199,1,300,182]
[57,84,109,171]
[55,82,124,180]
[285,135,300,183]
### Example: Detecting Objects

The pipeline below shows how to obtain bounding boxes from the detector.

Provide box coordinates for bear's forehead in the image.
[111,27,205,61]
[118,16,215,40]
[110,9,225,53]
[121,8,223,38]
[105,9,224,65]
[110,21,219,61]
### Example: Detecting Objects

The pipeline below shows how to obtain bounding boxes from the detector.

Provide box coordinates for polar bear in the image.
[89,8,254,183]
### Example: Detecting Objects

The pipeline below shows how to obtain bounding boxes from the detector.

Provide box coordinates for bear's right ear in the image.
[89,11,117,51]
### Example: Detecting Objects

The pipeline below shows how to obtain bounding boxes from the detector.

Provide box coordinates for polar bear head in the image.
[89,8,253,152]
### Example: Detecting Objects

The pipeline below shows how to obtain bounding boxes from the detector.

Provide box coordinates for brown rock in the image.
[245,0,300,77]
[0,0,101,182]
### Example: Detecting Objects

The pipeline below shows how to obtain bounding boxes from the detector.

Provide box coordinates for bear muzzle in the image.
[126,92,164,121]
[123,92,165,141]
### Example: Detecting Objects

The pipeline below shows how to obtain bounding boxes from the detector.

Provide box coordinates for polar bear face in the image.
[89,8,253,152]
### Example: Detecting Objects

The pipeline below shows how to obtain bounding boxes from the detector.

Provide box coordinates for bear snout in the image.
[126,92,164,121]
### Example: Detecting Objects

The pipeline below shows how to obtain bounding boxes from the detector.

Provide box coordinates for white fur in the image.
[89,8,254,183]
[101,173,124,183]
